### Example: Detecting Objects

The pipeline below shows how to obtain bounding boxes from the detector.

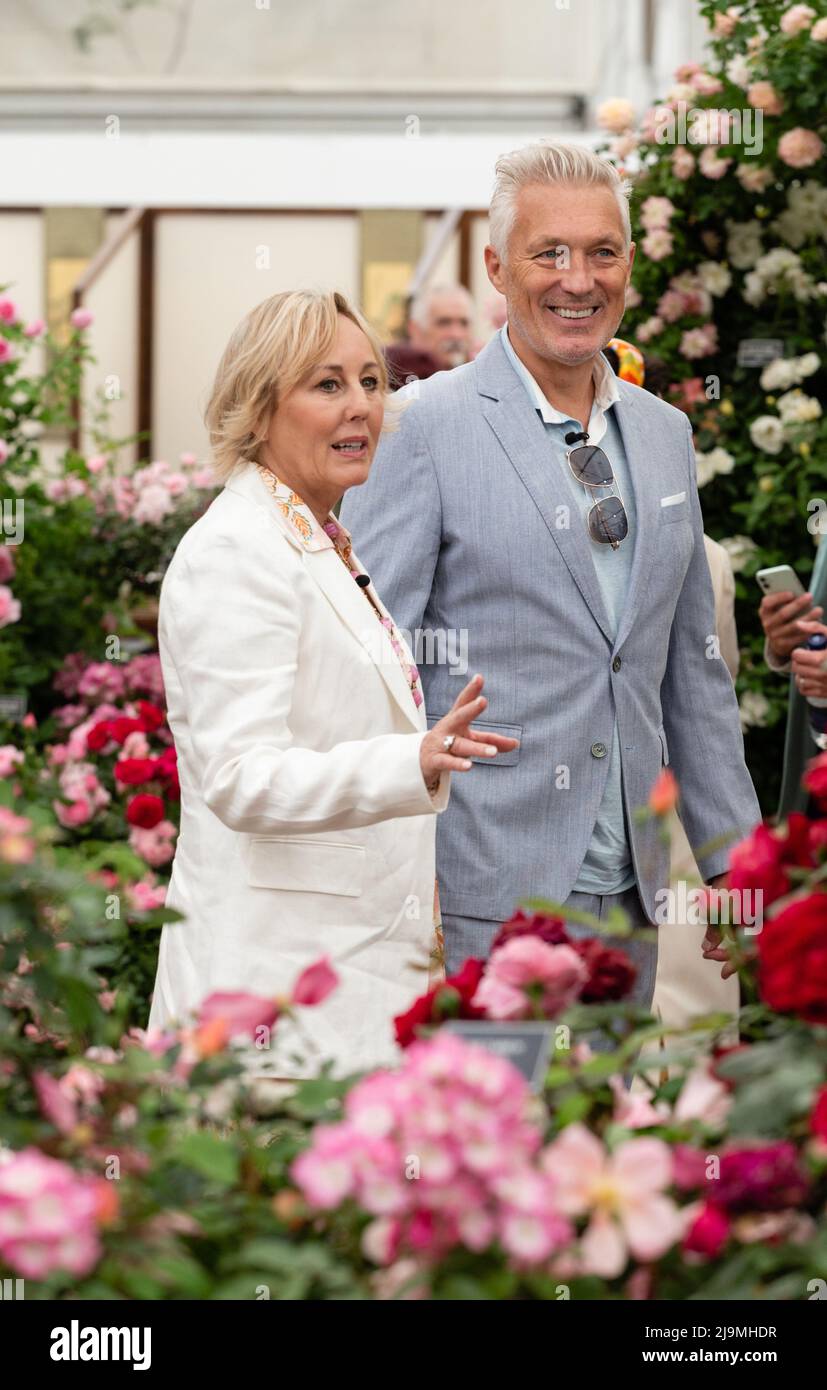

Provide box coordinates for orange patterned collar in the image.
[254,462,353,554]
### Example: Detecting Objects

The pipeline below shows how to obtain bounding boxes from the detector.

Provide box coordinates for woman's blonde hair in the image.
[205,288,392,482]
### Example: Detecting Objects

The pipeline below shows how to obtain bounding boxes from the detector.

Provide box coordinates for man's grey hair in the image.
[489,141,632,260]
[409,282,475,328]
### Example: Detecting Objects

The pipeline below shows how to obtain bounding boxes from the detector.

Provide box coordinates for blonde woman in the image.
[147,290,517,1076]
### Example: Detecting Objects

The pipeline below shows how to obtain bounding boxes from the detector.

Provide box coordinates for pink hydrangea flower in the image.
[293,1034,572,1268]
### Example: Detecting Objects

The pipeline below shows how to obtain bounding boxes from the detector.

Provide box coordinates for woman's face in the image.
[261,314,386,520]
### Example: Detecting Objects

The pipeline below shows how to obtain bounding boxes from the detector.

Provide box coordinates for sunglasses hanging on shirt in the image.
[564,430,629,550]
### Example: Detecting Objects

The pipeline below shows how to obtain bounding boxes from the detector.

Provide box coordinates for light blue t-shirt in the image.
[500,325,637,895]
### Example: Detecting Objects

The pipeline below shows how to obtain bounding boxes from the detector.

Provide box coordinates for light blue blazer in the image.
[341,333,761,924]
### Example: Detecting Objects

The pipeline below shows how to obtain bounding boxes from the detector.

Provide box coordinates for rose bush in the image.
[598,0,827,809]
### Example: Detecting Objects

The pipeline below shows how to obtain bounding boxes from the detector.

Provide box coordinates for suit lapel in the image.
[611,388,665,654]
[224,462,424,731]
[302,547,425,731]
[476,342,614,645]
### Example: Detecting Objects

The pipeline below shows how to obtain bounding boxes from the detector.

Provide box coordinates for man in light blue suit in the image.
[341,142,761,1002]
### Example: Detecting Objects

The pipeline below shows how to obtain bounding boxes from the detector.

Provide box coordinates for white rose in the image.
[707,446,736,475]
[696,261,732,296]
[726,53,751,85]
[760,358,799,391]
[720,535,759,574]
[797,351,820,377]
[777,389,822,423]
[739,691,770,730]
[749,415,785,453]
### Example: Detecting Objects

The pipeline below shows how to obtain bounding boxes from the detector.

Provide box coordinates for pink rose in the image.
[0,546,16,582]
[291,956,339,1006]
[778,127,825,168]
[698,146,731,179]
[70,307,94,329]
[680,323,718,360]
[53,797,93,828]
[596,98,636,133]
[0,585,21,628]
[86,454,107,473]
[473,937,587,1020]
[640,195,675,230]
[0,440,9,465]
[735,163,774,192]
[812,17,827,40]
[0,340,13,365]
[0,298,18,323]
[0,745,23,778]
[780,5,816,36]
[23,318,45,338]
[747,82,784,115]
[642,229,674,261]
[671,147,695,180]
[196,990,280,1043]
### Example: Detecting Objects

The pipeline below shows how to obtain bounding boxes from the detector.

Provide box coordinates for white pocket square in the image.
[660,491,686,507]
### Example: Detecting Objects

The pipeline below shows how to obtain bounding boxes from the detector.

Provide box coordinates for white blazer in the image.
[147,461,449,1077]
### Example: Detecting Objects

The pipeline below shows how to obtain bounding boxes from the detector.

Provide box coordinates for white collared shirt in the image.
[499,324,621,446]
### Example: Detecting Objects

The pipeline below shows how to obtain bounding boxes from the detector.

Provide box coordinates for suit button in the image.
[612,656,622,672]
[591,741,607,758]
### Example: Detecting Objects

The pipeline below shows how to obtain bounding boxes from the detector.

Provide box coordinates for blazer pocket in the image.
[660,500,690,525]
[247,837,365,896]
[426,715,523,766]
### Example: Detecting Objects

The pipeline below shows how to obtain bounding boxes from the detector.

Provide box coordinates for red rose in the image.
[572,937,637,1002]
[803,752,827,809]
[810,1085,827,1143]
[114,757,160,786]
[727,813,816,909]
[683,1203,730,1259]
[125,794,165,829]
[490,910,571,954]
[108,716,146,745]
[394,987,439,1049]
[86,721,112,752]
[137,700,166,733]
[393,957,486,1048]
[757,892,827,1024]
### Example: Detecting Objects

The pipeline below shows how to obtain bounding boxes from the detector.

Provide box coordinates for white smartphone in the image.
[756,564,806,597]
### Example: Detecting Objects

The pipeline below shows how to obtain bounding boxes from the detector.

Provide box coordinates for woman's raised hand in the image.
[419,674,520,789]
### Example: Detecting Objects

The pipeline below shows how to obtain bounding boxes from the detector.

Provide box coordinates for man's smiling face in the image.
[486,182,636,367]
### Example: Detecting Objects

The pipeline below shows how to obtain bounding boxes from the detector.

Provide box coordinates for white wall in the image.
[81,211,140,460]
[152,212,360,463]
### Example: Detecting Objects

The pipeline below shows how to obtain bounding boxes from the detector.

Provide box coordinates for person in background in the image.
[385,283,475,387]
[760,537,827,818]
